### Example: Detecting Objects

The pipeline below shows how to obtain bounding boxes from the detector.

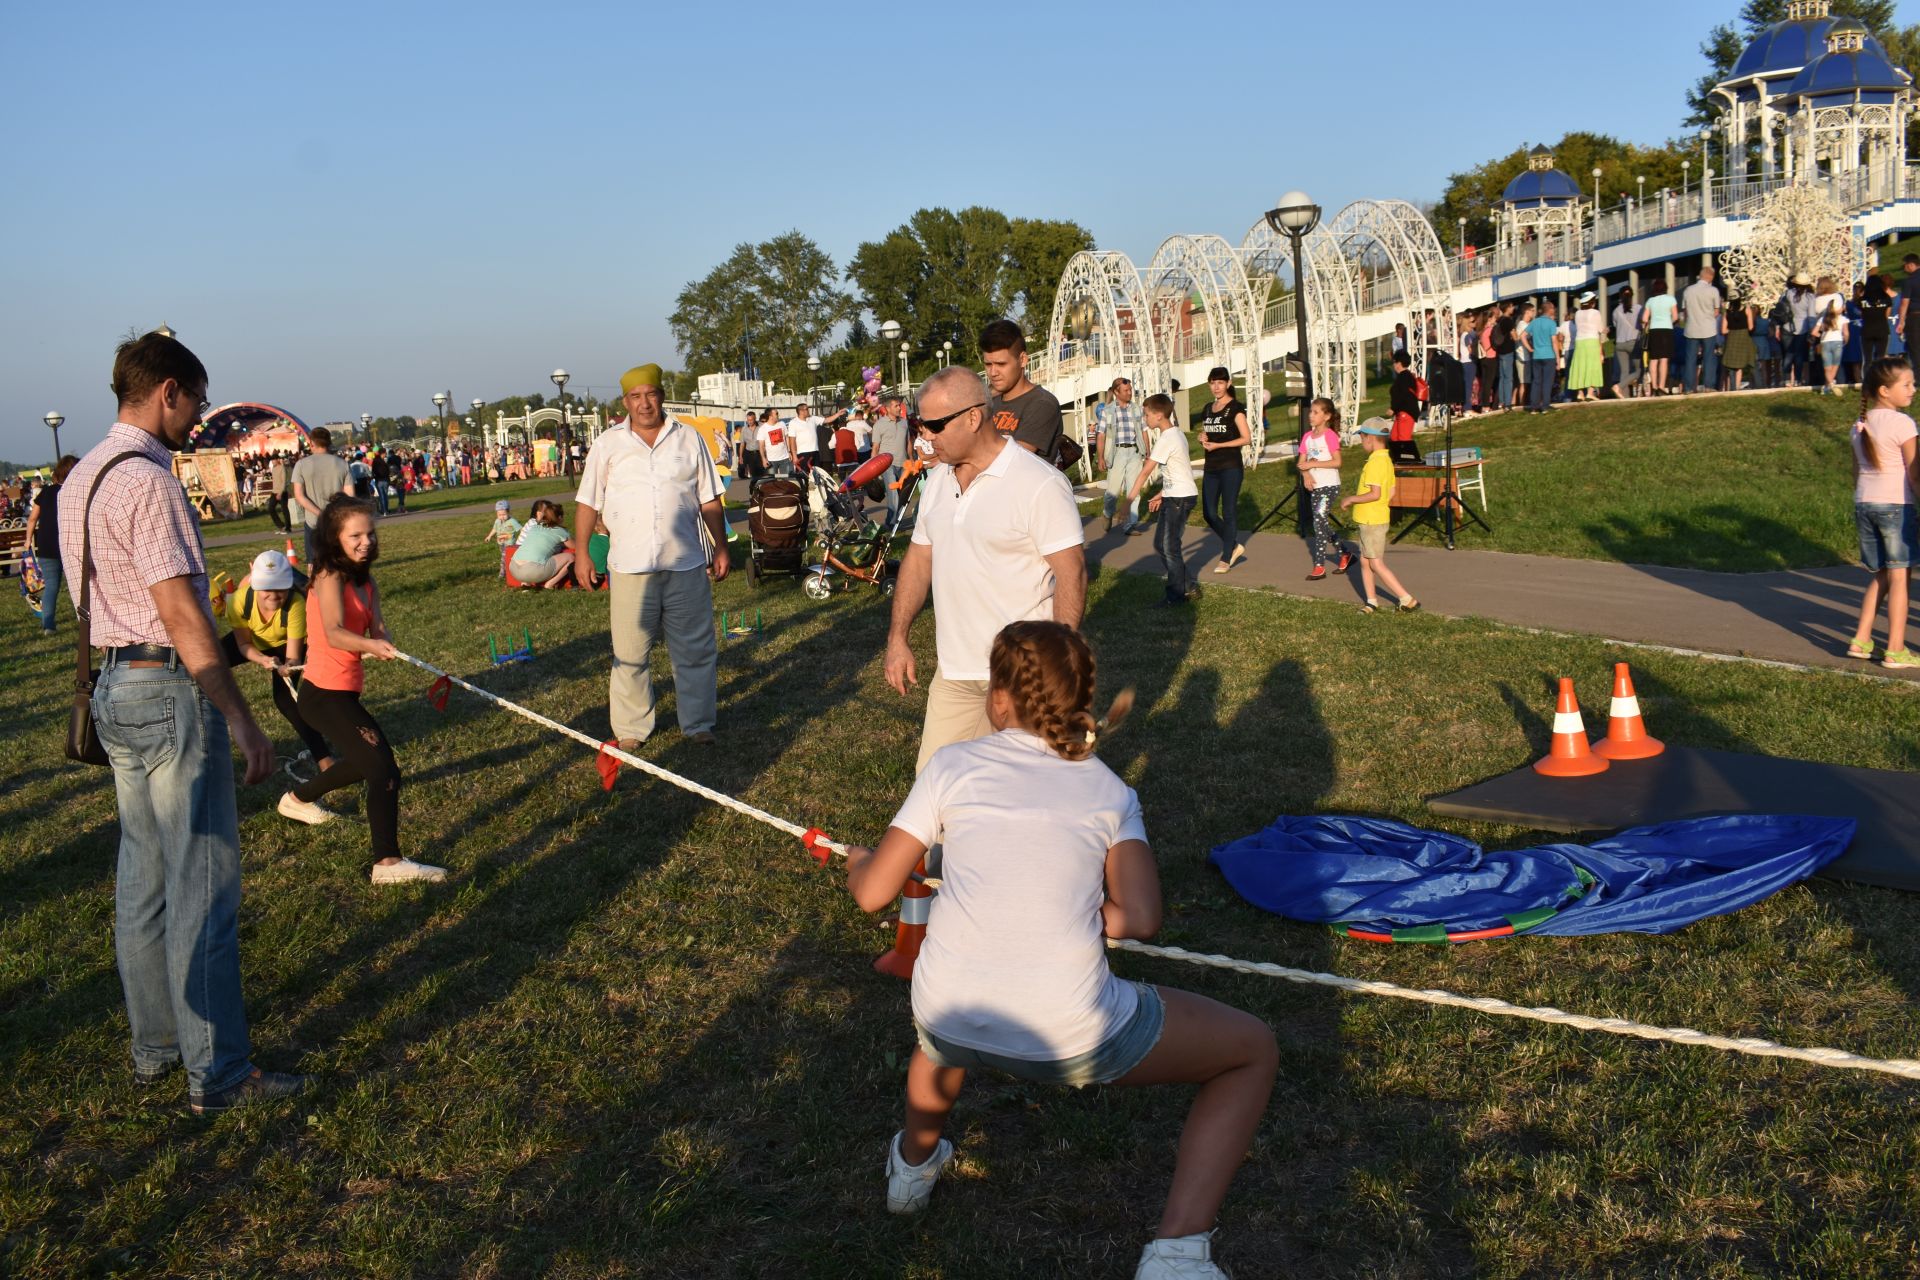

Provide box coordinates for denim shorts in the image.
[915,982,1165,1089]
[1823,339,1845,369]
[1856,502,1916,571]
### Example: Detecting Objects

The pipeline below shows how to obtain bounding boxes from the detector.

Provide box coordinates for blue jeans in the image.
[1200,468,1242,561]
[1530,360,1556,411]
[1680,335,1720,392]
[36,552,62,630]
[881,462,903,523]
[1156,495,1195,598]
[1497,352,1516,407]
[94,659,253,1095]
[373,479,390,516]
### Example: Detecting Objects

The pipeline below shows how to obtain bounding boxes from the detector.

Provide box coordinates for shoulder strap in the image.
[75,450,149,683]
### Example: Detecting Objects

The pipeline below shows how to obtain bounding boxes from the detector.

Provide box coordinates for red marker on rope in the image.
[426,676,451,712]
[596,740,622,791]
[800,828,833,867]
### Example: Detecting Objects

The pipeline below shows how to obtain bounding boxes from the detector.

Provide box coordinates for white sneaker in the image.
[884,1130,953,1215]
[1135,1232,1230,1278]
[277,792,334,825]
[370,858,448,885]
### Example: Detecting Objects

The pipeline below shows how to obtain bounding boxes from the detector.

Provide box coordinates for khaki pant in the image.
[916,675,994,773]
[609,567,717,741]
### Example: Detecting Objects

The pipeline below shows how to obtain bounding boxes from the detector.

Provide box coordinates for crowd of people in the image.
[1443,255,1920,414]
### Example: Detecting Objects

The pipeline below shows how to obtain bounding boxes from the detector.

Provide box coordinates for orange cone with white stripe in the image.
[1593,663,1664,760]
[1532,677,1610,777]
[873,861,933,979]
[285,537,299,567]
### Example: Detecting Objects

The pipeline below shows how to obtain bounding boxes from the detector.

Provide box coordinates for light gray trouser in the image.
[1103,443,1146,526]
[609,567,717,740]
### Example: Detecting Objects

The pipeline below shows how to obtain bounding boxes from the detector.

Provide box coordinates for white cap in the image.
[249,548,296,590]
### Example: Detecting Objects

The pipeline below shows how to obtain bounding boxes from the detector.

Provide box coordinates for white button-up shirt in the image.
[910,439,1085,680]
[576,416,722,575]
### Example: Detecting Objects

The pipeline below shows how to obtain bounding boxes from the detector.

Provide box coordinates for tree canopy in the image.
[1433,132,1697,249]
[668,231,853,393]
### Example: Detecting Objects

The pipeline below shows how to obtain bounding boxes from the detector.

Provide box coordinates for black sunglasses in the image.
[912,402,984,434]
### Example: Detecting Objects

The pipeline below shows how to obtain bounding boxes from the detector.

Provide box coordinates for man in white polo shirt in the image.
[885,366,1086,771]
[574,363,729,746]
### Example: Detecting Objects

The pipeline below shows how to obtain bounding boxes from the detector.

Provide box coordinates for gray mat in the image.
[1427,746,1920,893]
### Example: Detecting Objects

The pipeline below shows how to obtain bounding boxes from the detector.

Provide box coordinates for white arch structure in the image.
[1239,218,1364,441]
[1045,249,1166,398]
[1327,198,1458,385]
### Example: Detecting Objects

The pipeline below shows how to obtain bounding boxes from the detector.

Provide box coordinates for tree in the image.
[1433,133,1693,249]
[1687,1,1900,126]
[669,232,852,391]
[1010,217,1096,338]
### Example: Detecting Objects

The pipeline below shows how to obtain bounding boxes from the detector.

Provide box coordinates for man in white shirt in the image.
[758,409,793,477]
[786,403,820,472]
[1679,266,1724,394]
[574,363,729,746]
[886,366,1087,771]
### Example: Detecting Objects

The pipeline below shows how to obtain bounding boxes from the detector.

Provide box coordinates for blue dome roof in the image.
[1728,13,1836,79]
[1502,167,1582,207]
[1783,44,1908,99]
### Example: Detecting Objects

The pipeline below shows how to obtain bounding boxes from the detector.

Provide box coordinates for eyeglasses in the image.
[912,402,983,434]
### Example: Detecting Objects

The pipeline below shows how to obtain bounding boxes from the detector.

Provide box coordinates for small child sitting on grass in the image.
[508,499,576,590]
[484,500,522,578]
[843,621,1278,1280]
[1339,418,1420,614]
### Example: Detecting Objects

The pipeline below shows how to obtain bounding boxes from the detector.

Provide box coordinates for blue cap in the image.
[1355,417,1392,438]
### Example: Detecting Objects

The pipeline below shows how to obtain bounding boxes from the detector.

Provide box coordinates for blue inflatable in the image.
[1208,814,1855,943]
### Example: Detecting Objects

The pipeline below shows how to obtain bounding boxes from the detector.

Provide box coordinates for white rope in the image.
[394,651,1920,1083]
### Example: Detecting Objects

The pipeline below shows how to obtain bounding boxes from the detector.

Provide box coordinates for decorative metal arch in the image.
[1040,249,1165,482]
[1144,234,1268,461]
[1327,198,1458,387]
[1240,219,1363,443]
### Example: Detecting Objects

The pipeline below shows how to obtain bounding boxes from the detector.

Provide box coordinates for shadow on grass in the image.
[1579,505,1843,575]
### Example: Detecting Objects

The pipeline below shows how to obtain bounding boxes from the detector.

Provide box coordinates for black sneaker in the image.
[189,1067,309,1115]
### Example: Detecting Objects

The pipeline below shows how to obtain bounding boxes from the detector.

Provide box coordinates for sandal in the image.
[1884,648,1918,670]
[1360,600,1379,614]
[1846,638,1875,660]
[1399,598,1421,612]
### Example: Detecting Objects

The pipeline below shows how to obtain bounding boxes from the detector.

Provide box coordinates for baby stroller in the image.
[801,454,904,600]
[744,474,810,588]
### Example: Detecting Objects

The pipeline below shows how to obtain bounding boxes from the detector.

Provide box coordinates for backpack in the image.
[747,477,807,550]
[1768,295,1795,330]
[1413,375,1430,403]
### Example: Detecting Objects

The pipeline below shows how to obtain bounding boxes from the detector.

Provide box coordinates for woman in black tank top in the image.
[1196,370,1249,573]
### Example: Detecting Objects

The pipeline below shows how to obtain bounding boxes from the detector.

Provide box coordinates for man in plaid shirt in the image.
[59,332,307,1115]
[1097,376,1147,535]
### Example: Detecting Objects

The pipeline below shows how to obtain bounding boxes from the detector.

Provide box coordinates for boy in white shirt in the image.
[1127,393,1201,607]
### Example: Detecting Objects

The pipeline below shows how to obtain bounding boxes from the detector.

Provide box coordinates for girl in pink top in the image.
[1847,358,1918,668]
[1297,397,1350,581]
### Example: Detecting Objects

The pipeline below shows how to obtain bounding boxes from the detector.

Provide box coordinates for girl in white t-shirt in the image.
[1847,357,1918,668]
[1126,392,1202,606]
[844,622,1277,1280]
[1815,292,1849,396]
[1297,396,1350,580]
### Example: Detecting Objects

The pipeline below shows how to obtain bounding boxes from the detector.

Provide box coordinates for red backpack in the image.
[1413,375,1430,403]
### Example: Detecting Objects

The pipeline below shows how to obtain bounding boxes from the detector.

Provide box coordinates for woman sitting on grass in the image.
[279,495,447,885]
[509,499,576,589]
[1847,356,1917,669]
[843,621,1277,1280]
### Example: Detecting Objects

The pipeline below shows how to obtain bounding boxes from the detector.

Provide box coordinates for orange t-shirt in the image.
[304,577,374,693]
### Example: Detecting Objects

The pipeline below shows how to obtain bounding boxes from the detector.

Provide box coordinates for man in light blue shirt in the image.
[1097,377,1147,535]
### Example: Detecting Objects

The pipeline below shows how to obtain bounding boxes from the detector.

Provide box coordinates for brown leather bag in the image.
[67,451,143,766]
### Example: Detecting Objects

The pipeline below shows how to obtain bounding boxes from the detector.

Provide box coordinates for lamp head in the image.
[1265,191,1320,236]
[44,412,63,429]
[432,391,449,408]
[877,319,902,341]
[551,368,569,388]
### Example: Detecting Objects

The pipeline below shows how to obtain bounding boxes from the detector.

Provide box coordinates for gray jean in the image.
[609,566,718,740]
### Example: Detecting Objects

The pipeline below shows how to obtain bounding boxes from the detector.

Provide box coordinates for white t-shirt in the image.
[1151,425,1199,498]
[1814,296,1848,341]
[1297,426,1339,492]
[892,729,1147,1061]
[759,421,791,463]
[910,441,1085,681]
[787,416,820,456]
[1574,308,1606,341]
[849,418,871,449]
[574,417,722,574]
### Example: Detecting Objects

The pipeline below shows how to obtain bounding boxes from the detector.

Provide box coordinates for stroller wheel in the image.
[802,571,832,601]
[746,555,760,587]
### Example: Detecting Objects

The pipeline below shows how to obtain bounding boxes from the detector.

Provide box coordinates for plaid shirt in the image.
[58,423,211,648]
[1103,401,1143,450]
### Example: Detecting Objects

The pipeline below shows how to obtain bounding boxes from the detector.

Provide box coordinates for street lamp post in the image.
[43,412,64,460]
[470,398,485,458]
[360,412,372,445]
[1682,160,1691,211]
[431,391,450,482]
[941,339,953,368]
[1699,127,1711,193]
[550,368,571,466]
[876,320,904,396]
[1265,190,1322,544]
[1636,175,1645,233]
[897,342,911,399]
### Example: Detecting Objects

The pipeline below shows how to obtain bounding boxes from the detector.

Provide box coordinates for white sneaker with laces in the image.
[370,858,448,885]
[1135,1232,1230,1279]
[277,792,334,825]
[884,1131,953,1215]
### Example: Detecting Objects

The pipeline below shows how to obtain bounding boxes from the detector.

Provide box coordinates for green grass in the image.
[4,514,1919,1277]
[1221,391,1865,573]
[205,476,574,541]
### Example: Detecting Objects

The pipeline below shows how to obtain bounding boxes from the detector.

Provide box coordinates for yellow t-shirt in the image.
[1352,450,1396,526]
[222,584,307,649]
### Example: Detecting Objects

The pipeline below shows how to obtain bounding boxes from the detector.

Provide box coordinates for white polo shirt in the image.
[911,439,1085,680]
[575,416,722,575]
[787,416,820,456]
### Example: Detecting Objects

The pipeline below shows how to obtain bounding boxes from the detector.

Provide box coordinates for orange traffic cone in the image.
[873,861,933,979]
[1532,677,1610,777]
[285,537,299,568]
[1593,662,1664,760]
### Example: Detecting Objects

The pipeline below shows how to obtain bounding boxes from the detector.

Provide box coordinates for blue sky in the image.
[0,1,1718,463]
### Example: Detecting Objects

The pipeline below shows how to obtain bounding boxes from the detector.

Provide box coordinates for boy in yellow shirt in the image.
[1339,419,1420,613]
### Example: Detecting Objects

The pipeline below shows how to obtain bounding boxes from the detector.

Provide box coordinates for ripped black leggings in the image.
[292,684,401,860]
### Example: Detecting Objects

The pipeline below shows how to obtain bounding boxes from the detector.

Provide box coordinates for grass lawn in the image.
[1208,390,1866,573]
[205,476,574,542]
[4,514,1919,1277]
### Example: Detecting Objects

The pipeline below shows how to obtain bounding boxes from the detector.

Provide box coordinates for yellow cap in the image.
[620,363,663,393]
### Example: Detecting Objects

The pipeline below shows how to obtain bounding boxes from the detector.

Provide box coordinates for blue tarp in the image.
[1208,814,1855,940]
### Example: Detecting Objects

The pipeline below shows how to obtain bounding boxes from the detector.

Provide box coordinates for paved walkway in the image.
[1076,507,1920,684]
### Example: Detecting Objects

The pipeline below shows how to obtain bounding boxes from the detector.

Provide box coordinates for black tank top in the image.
[1197,398,1246,473]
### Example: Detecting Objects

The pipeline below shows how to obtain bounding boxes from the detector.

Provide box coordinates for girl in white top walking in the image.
[845,621,1277,1280]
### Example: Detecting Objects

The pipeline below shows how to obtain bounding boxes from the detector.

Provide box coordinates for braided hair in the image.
[988,621,1131,762]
